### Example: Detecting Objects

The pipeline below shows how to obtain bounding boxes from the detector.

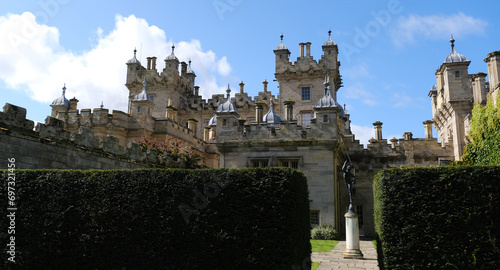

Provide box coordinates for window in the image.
[302,87,311,101]
[301,113,311,127]
[455,71,460,78]
[323,115,328,123]
[222,119,228,126]
[250,159,269,168]
[279,159,299,169]
[310,211,319,228]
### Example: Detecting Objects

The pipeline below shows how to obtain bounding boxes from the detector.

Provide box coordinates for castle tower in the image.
[432,36,473,160]
[126,48,143,84]
[163,44,180,79]
[274,30,343,127]
[314,75,343,126]
[51,84,70,118]
[185,59,196,91]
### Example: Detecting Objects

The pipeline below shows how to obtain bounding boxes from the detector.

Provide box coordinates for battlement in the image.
[0,103,196,169]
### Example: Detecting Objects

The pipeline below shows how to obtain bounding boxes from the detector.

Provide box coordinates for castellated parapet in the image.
[0,103,202,169]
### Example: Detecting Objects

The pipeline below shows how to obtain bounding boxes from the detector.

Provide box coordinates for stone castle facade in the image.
[3,31,498,237]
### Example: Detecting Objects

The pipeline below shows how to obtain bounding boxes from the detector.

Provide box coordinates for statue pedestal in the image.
[343,211,364,259]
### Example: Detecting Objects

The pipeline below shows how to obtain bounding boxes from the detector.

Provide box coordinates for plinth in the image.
[343,210,364,259]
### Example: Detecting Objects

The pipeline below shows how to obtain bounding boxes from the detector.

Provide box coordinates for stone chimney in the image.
[69,97,79,110]
[151,57,157,70]
[299,43,305,58]
[373,121,383,141]
[146,57,152,70]
[284,99,295,122]
[194,86,200,96]
[255,101,264,124]
[423,120,433,139]
[239,81,245,94]
[390,137,398,149]
[305,42,311,58]
[263,79,268,92]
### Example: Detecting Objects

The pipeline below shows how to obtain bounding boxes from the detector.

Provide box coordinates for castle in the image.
[2,30,499,237]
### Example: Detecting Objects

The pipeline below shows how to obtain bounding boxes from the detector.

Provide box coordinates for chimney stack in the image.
[423,120,433,139]
[373,121,383,141]
[69,97,79,110]
[194,86,200,96]
[146,57,152,70]
[151,57,157,70]
[255,101,264,124]
[284,99,295,122]
[305,42,311,58]
[239,81,245,94]
[263,79,268,92]
[299,43,305,58]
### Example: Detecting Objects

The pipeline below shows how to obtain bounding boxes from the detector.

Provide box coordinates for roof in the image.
[263,99,281,124]
[51,84,70,107]
[132,78,154,103]
[444,35,468,63]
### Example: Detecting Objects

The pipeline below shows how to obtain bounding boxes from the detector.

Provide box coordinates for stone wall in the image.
[0,103,180,170]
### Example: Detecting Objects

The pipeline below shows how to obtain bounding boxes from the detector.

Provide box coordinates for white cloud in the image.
[342,63,374,80]
[0,12,232,111]
[342,82,378,106]
[350,124,373,147]
[391,12,488,46]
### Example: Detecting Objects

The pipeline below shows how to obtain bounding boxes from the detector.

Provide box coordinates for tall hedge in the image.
[0,168,311,270]
[374,166,500,270]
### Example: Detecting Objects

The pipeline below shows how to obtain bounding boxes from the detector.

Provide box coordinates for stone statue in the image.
[342,160,356,212]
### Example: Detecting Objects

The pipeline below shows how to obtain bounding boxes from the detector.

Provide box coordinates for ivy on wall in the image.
[462,95,500,165]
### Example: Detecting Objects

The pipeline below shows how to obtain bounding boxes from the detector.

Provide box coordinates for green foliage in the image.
[463,95,500,165]
[311,225,339,240]
[374,166,500,270]
[311,261,321,270]
[133,136,205,168]
[310,239,338,252]
[0,168,311,270]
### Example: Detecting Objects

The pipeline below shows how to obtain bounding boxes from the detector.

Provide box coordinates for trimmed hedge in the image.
[0,168,311,270]
[374,166,500,270]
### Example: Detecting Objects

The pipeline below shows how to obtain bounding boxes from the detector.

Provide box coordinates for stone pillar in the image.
[305,42,311,57]
[344,211,363,259]
[255,101,264,123]
[423,120,433,139]
[194,86,200,96]
[284,99,295,121]
[299,43,305,58]
[373,121,383,141]
[263,79,268,92]
[146,57,152,70]
[151,57,157,70]
[69,98,79,110]
[239,81,245,94]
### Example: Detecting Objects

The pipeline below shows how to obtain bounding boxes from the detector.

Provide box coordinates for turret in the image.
[126,48,143,84]
[130,78,154,117]
[274,34,291,73]
[185,59,196,91]
[163,44,180,78]
[321,29,339,72]
[51,84,70,118]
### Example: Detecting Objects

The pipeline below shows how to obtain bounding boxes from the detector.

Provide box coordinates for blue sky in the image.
[0,0,498,145]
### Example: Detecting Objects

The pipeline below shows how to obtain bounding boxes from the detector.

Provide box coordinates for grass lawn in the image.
[311,261,321,270]
[311,239,339,252]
